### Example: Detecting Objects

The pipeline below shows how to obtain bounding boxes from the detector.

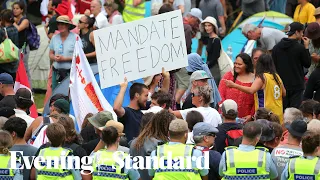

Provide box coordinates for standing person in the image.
[193,122,221,180]
[215,99,243,154]
[197,0,226,56]
[3,117,38,180]
[0,130,22,179]
[122,0,145,22]
[130,110,175,180]
[200,16,221,85]
[304,22,320,78]
[172,85,222,127]
[14,88,34,127]
[272,22,311,109]
[242,24,287,52]
[281,108,304,145]
[104,0,123,25]
[271,120,307,176]
[78,15,97,64]
[0,9,19,80]
[49,15,81,90]
[286,0,298,18]
[0,73,15,109]
[149,119,209,179]
[219,121,278,179]
[241,0,265,20]
[184,54,221,109]
[281,131,320,179]
[293,0,316,24]
[219,53,255,120]
[12,2,31,87]
[225,54,286,124]
[113,78,149,142]
[83,126,141,180]
[186,110,204,144]
[251,48,266,73]
[304,63,320,102]
[90,0,109,29]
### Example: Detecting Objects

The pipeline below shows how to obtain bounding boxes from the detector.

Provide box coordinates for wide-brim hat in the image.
[305,22,320,40]
[285,119,307,138]
[200,16,218,33]
[56,15,76,30]
[143,75,155,86]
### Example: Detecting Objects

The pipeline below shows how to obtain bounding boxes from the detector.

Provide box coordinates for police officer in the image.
[122,0,145,22]
[87,126,140,180]
[281,131,320,180]
[149,119,209,180]
[219,121,278,179]
[32,123,81,180]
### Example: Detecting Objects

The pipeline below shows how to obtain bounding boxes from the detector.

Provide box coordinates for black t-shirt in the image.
[182,93,195,110]
[119,107,143,142]
[206,38,221,69]
[215,122,243,154]
[81,138,99,155]
[0,95,16,109]
[48,15,57,35]
[80,30,97,64]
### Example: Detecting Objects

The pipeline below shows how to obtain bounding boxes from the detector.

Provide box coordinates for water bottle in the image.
[226,44,233,60]
[58,44,63,55]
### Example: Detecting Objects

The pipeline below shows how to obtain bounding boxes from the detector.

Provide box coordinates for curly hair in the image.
[134,110,175,150]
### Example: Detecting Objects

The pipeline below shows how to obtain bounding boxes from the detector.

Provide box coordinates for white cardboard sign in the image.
[94,10,188,88]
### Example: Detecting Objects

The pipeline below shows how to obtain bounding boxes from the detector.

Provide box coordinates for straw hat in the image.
[200,16,218,34]
[56,15,76,30]
[143,75,155,86]
[98,120,125,136]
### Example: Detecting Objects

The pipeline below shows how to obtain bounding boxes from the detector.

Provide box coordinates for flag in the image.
[70,37,117,130]
[14,52,38,118]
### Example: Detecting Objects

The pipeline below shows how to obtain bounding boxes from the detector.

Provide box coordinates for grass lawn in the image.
[34,93,46,110]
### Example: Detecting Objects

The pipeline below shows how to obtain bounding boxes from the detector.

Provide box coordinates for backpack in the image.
[30,116,51,145]
[26,22,40,50]
[224,126,243,147]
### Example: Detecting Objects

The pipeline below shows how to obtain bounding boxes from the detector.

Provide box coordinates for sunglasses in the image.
[78,20,86,24]
[191,93,199,97]
[207,133,216,137]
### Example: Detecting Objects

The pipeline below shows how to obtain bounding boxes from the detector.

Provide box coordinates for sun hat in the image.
[56,15,76,30]
[88,111,114,129]
[200,16,218,33]
[99,120,125,136]
[305,22,320,40]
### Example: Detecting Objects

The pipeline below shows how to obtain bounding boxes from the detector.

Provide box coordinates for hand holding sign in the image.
[161,67,170,78]
[94,10,187,89]
[120,77,128,89]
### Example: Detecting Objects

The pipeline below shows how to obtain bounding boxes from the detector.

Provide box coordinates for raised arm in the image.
[113,78,128,118]
[225,76,264,94]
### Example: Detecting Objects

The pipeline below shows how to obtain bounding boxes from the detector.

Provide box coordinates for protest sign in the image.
[70,38,117,130]
[94,10,188,88]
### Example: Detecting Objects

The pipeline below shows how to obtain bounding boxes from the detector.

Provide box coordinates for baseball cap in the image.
[193,122,219,136]
[315,7,320,16]
[256,119,275,142]
[188,8,203,22]
[88,111,114,129]
[53,99,70,114]
[220,99,238,115]
[169,119,188,132]
[285,119,307,138]
[190,70,210,82]
[0,73,13,84]
[99,120,125,136]
[286,22,304,36]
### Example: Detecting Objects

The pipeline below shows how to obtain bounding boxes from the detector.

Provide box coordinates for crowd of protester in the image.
[0,0,319,179]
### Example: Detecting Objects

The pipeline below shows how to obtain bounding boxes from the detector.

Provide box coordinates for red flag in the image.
[14,53,38,118]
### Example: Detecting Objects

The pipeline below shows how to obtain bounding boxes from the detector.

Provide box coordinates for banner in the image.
[14,53,38,118]
[94,10,188,88]
[70,38,117,130]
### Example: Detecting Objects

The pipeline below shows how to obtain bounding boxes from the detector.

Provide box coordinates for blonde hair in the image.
[0,130,13,155]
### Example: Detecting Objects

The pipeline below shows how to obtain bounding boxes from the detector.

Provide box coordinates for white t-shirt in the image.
[94,12,109,29]
[186,131,194,145]
[260,27,287,51]
[180,107,222,127]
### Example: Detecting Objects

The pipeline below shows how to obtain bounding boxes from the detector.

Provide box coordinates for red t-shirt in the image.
[218,71,255,118]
